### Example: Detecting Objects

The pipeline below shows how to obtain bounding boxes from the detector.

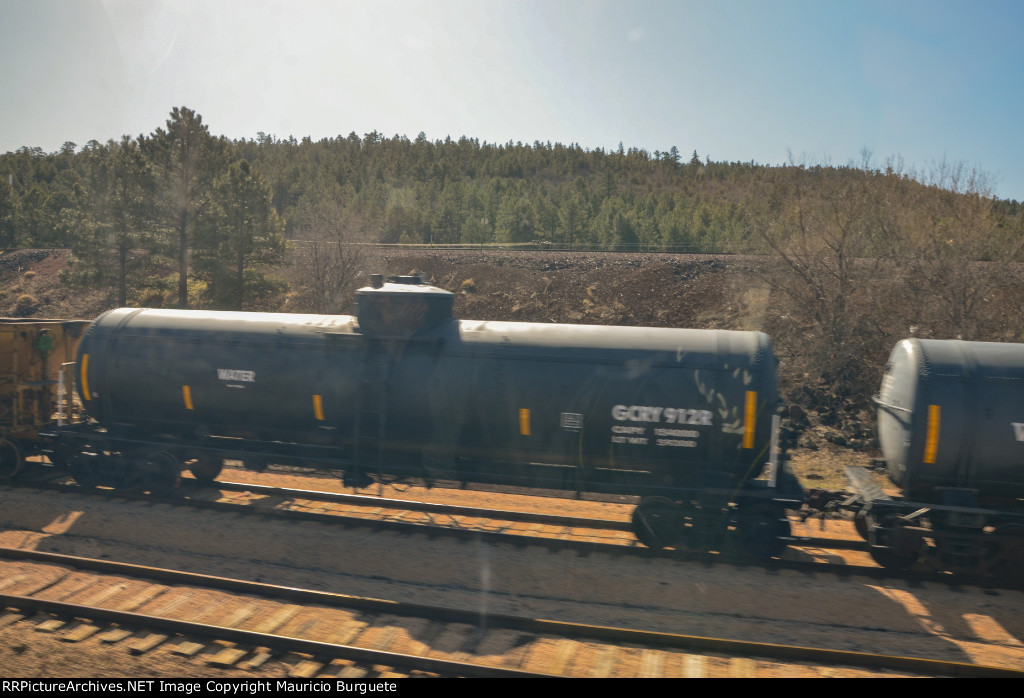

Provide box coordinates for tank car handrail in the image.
[872,394,913,434]
[871,393,912,431]
[871,394,910,413]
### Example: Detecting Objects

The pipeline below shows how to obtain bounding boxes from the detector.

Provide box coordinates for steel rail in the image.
[193,478,869,551]
[0,592,554,678]
[188,478,628,530]
[11,474,866,550]
[4,481,996,587]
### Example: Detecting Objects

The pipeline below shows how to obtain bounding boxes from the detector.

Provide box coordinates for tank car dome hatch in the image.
[355,275,454,337]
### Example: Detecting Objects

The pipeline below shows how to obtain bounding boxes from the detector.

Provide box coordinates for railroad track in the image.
[12,465,863,549]
[1,547,1017,678]
[191,477,864,548]
[6,472,1010,589]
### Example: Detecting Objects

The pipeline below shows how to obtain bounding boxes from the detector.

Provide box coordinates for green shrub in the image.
[14,294,38,316]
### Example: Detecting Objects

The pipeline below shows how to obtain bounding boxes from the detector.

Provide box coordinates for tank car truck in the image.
[846,338,1024,574]
[50,275,804,556]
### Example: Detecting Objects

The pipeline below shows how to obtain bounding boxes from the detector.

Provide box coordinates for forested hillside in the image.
[1,106,1023,404]
[4,107,1020,304]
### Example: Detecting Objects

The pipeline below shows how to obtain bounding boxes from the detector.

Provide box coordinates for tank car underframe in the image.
[44,418,800,497]
[843,466,1024,575]
[42,424,357,493]
[42,421,805,558]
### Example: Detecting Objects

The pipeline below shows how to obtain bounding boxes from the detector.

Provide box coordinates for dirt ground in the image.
[355,249,759,329]
[2,474,1023,678]
[0,248,760,329]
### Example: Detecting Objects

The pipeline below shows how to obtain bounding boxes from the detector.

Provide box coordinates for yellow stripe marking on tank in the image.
[313,394,325,421]
[182,385,194,411]
[923,404,941,464]
[519,408,531,436]
[80,353,91,401]
[743,390,757,449]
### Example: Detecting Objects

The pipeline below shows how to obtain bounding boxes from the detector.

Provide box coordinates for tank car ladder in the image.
[352,341,392,492]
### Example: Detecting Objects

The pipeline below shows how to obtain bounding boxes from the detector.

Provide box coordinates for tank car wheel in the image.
[631,497,682,550]
[865,516,921,570]
[868,546,922,571]
[854,512,870,541]
[737,503,791,558]
[0,439,22,479]
[187,456,223,482]
[143,452,181,496]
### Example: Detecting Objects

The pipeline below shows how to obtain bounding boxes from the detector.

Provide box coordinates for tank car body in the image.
[55,276,801,554]
[877,338,1024,501]
[848,338,1024,573]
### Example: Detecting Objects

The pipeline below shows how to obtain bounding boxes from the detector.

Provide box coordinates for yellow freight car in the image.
[0,318,90,477]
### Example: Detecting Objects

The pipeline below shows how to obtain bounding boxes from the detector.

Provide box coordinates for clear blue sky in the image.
[2,0,1022,201]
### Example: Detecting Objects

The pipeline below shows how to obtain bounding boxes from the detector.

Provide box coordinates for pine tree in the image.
[0,176,16,248]
[193,160,287,310]
[145,107,229,308]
